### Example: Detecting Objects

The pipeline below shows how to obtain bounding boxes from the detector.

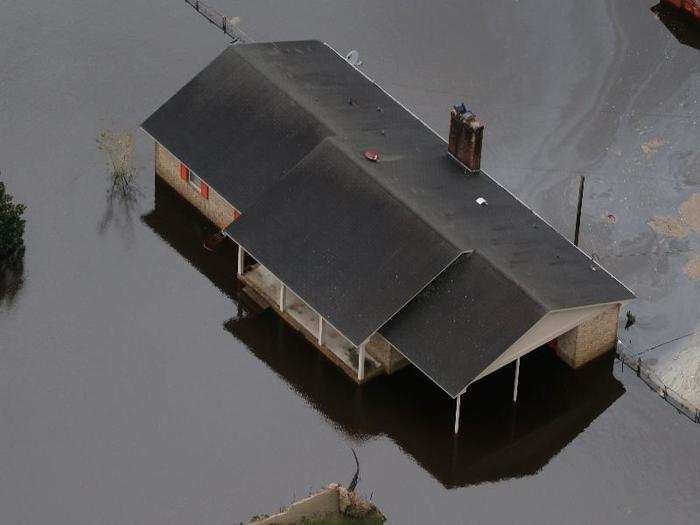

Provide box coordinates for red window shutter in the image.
[179,163,188,181]
[200,181,209,199]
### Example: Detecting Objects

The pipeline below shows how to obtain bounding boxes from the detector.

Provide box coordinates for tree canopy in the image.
[0,179,26,265]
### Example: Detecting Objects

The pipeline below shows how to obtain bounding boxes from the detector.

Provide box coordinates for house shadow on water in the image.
[652,2,700,50]
[141,177,242,301]
[225,314,624,488]
[143,176,625,488]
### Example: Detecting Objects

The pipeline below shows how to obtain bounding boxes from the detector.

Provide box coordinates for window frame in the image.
[187,170,202,190]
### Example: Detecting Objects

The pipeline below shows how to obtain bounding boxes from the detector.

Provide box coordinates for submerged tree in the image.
[97,129,137,194]
[0,177,26,267]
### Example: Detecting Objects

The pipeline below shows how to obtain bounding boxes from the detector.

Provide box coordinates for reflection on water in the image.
[98,179,143,242]
[652,2,700,50]
[0,247,24,308]
[141,176,242,301]
[143,175,625,488]
[226,314,624,488]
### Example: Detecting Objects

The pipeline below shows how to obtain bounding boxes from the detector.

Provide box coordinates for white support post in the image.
[318,316,324,346]
[454,393,462,434]
[357,342,366,382]
[513,357,521,403]
[279,283,286,312]
[237,245,245,277]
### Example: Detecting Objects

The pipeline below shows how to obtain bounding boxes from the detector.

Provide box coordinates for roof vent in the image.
[345,50,362,67]
[476,197,488,206]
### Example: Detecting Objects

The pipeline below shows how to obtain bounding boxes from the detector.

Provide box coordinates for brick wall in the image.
[367,333,408,374]
[154,142,239,229]
[556,303,621,368]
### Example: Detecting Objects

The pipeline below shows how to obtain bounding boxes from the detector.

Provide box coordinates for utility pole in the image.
[574,175,585,246]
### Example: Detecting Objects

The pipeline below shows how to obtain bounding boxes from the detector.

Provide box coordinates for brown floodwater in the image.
[1,1,698,523]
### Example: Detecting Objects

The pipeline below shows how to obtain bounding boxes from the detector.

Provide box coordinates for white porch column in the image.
[454,393,462,434]
[318,316,324,346]
[357,342,366,381]
[236,245,245,277]
[512,357,521,403]
[279,283,286,312]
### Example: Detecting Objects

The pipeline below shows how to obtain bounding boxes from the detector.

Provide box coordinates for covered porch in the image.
[237,246,391,383]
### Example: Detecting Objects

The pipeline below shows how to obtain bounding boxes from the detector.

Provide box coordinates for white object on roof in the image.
[345,50,362,66]
[476,197,488,206]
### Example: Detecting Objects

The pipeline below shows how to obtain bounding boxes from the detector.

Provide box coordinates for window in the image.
[179,162,208,199]
[188,170,201,189]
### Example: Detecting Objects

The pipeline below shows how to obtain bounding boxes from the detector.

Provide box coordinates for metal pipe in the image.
[279,283,286,312]
[358,342,366,381]
[454,393,462,434]
[237,245,244,276]
[574,176,585,246]
[513,357,521,403]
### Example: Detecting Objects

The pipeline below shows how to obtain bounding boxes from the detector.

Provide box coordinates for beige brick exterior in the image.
[367,333,409,374]
[154,142,239,229]
[556,303,621,368]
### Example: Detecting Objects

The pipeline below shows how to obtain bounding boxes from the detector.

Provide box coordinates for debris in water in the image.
[203,231,225,252]
[648,215,690,238]
[679,193,700,233]
[363,149,380,162]
[683,254,700,280]
[248,483,385,524]
[348,448,360,492]
[641,137,666,159]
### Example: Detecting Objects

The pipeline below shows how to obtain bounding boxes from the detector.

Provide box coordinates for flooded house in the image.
[141,40,635,433]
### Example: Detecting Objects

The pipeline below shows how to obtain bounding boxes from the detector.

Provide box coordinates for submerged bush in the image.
[97,129,136,193]
[0,178,26,266]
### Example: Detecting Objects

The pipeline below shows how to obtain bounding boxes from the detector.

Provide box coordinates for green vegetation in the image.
[0,178,26,267]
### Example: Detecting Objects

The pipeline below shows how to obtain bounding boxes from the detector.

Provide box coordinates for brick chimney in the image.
[448,104,484,171]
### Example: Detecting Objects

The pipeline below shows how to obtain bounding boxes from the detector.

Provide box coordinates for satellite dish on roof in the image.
[345,50,362,67]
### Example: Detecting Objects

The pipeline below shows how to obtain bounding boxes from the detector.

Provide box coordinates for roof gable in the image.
[142,45,333,211]
[380,252,546,397]
[226,138,461,344]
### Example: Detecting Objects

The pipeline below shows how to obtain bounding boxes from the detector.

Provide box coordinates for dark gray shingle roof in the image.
[226,137,461,344]
[142,40,634,395]
[380,252,546,396]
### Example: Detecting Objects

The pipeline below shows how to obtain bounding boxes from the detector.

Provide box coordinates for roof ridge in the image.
[467,251,548,313]
[237,44,463,258]
[477,166,637,305]
[234,43,340,137]
[327,137,463,256]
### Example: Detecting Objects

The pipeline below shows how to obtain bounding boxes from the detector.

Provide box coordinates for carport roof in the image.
[379,252,546,397]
